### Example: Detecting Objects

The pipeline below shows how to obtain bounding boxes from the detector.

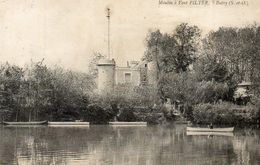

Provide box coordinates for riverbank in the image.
[1,99,259,126]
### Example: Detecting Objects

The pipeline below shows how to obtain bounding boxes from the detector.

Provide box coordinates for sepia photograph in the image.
[0,0,259,164]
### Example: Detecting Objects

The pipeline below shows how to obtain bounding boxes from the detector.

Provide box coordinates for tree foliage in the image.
[162,72,230,105]
[143,23,201,98]
[144,23,201,74]
[202,26,260,83]
[0,61,95,121]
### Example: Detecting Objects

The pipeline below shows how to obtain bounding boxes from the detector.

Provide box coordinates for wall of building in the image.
[97,60,156,92]
[115,67,141,86]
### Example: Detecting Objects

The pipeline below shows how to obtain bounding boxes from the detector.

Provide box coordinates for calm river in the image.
[0,125,259,165]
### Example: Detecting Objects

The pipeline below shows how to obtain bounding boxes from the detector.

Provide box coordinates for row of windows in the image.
[124,72,147,83]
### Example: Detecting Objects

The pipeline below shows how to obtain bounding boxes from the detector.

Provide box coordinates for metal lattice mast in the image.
[107,8,110,59]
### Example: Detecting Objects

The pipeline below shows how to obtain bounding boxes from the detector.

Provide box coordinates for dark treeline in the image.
[143,23,260,125]
[0,60,95,122]
[0,23,259,124]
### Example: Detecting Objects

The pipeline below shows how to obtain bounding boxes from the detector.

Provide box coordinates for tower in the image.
[97,8,115,93]
[97,59,115,93]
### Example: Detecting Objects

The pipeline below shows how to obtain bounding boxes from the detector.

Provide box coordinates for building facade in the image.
[97,59,156,93]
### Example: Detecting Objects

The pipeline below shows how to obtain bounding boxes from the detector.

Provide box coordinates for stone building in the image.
[97,58,156,93]
[97,58,116,93]
[97,8,157,93]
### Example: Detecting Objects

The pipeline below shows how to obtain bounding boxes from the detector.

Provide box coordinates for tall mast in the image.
[107,8,110,59]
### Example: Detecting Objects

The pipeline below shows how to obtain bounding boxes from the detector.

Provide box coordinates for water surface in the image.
[0,125,259,165]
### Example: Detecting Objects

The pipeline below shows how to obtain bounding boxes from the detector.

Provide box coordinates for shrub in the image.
[144,113,165,125]
[249,96,260,122]
[193,102,259,125]
[82,104,114,124]
[195,81,229,104]
[117,108,137,122]
[85,84,160,123]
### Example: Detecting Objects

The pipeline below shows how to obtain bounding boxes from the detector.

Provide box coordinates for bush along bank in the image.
[80,101,260,126]
[80,102,167,125]
[192,102,260,126]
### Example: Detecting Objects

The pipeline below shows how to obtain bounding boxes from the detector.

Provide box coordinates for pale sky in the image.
[0,0,260,72]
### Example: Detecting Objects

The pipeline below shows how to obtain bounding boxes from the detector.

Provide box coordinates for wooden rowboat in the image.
[186,131,234,137]
[109,122,147,126]
[3,121,48,125]
[48,122,89,126]
[187,126,234,132]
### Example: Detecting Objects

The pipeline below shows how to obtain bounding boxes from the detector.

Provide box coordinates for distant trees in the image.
[201,26,260,83]
[0,63,25,121]
[194,56,231,83]
[193,53,235,102]
[44,66,94,121]
[253,56,260,96]
[1,23,259,124]
[197,25,260,99]
[0,61,95,121]
[162,72,229,105]
[143,23,260,123]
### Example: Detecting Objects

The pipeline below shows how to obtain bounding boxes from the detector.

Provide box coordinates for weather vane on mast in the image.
[107,7,111,59]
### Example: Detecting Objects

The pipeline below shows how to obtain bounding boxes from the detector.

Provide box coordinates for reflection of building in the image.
[97,59,156,93]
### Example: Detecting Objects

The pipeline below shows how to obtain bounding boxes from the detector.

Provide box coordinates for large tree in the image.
[173,23,201,72]
[0,63,24,121]
[202,26,260,83]
[144,23,201,74]
[143,23,201,98]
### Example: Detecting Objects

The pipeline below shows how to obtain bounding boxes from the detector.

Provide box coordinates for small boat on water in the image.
[187,126,234,132]
[109,122,147,126]
[48,122,89,126]
[3,121,48,125]
[186,131,234,137]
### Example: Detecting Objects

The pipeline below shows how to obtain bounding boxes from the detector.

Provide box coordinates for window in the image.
[125,73,131,83]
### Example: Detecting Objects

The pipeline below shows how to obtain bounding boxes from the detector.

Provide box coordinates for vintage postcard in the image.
[0,0,259,165]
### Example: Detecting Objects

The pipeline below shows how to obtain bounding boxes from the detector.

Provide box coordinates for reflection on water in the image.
[0,125,259,165]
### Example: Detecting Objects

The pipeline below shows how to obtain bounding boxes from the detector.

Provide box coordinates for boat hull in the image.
[48,122,89,126]
[187,127,234,132]
[186,131,234,137]
[3,121,48,125]
[109,122,147,126]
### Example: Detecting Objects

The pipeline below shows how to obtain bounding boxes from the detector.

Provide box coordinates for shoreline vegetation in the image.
[0,23,259,127]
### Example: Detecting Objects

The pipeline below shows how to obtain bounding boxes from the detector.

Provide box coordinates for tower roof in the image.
[97,58,115,66]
